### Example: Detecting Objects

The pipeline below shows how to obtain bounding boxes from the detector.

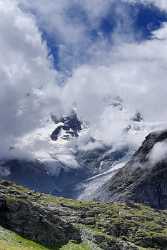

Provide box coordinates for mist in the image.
[1,0,167,160]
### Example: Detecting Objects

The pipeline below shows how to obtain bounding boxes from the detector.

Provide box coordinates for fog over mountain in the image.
[1,0,167,198]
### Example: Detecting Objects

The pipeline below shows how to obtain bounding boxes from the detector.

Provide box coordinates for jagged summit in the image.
[51,110,82,141]
[95,129,167,209]
[131,112,143,122]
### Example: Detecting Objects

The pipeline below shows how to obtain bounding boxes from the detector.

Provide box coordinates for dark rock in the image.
[50,125,62,141]
[95,130,167,209]
[0,195,80,248]
[132,112,143,122]
[51,110,82,141]
[0,197,6,211]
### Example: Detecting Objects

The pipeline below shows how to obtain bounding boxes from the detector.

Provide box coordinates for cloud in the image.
[149,140,167,164]
[1,0,167,162]
[60,22,167,148]
[126,0,167,11]
[18,0,141,73]
[0,0,61,158]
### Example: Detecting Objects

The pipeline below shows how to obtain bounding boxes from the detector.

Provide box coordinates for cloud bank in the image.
[0,0,61,158]
[1,0,167,160]
[149,140,167,164]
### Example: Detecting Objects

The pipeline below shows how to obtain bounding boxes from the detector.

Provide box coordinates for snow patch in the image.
[77,161,125,201]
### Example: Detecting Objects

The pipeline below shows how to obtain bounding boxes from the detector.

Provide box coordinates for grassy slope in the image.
[0,226,91,250]
[0,226,49,250]
[60,242,91,250]
[1,182,167,249]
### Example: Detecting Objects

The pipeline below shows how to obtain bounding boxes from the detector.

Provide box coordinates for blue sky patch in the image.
[40,1,167,73]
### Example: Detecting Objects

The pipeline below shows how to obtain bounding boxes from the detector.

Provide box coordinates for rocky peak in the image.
[51,110,82,141]
[132,129,167,163]
[95,129,167,209]
[131,112,143,122]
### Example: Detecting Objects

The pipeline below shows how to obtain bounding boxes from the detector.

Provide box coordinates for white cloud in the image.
[149,140,167,164]
[0,0,61,158]
[19,0,90,44]
[60,23,167,147]
[18,0,135,71]
[1,0,167,161]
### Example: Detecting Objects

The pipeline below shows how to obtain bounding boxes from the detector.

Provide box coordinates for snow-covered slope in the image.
[76,161,126,200]
[1,106,167,199]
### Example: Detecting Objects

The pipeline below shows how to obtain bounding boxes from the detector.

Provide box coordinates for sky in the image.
[1,0,167,159]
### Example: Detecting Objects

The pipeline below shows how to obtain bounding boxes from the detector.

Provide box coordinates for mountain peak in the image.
[51,111,82,141]
[95,129,167,209]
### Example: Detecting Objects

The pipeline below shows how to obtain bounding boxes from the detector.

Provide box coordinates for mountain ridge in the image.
[94,129,167,209]
[1,180,167,249]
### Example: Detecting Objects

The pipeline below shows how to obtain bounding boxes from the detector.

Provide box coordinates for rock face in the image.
[0,181,80,248]
[95,130,167,209]
[0,198,80,247]
[76,145,129,175]
[1,181,167,249]
[51,110,82,141]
